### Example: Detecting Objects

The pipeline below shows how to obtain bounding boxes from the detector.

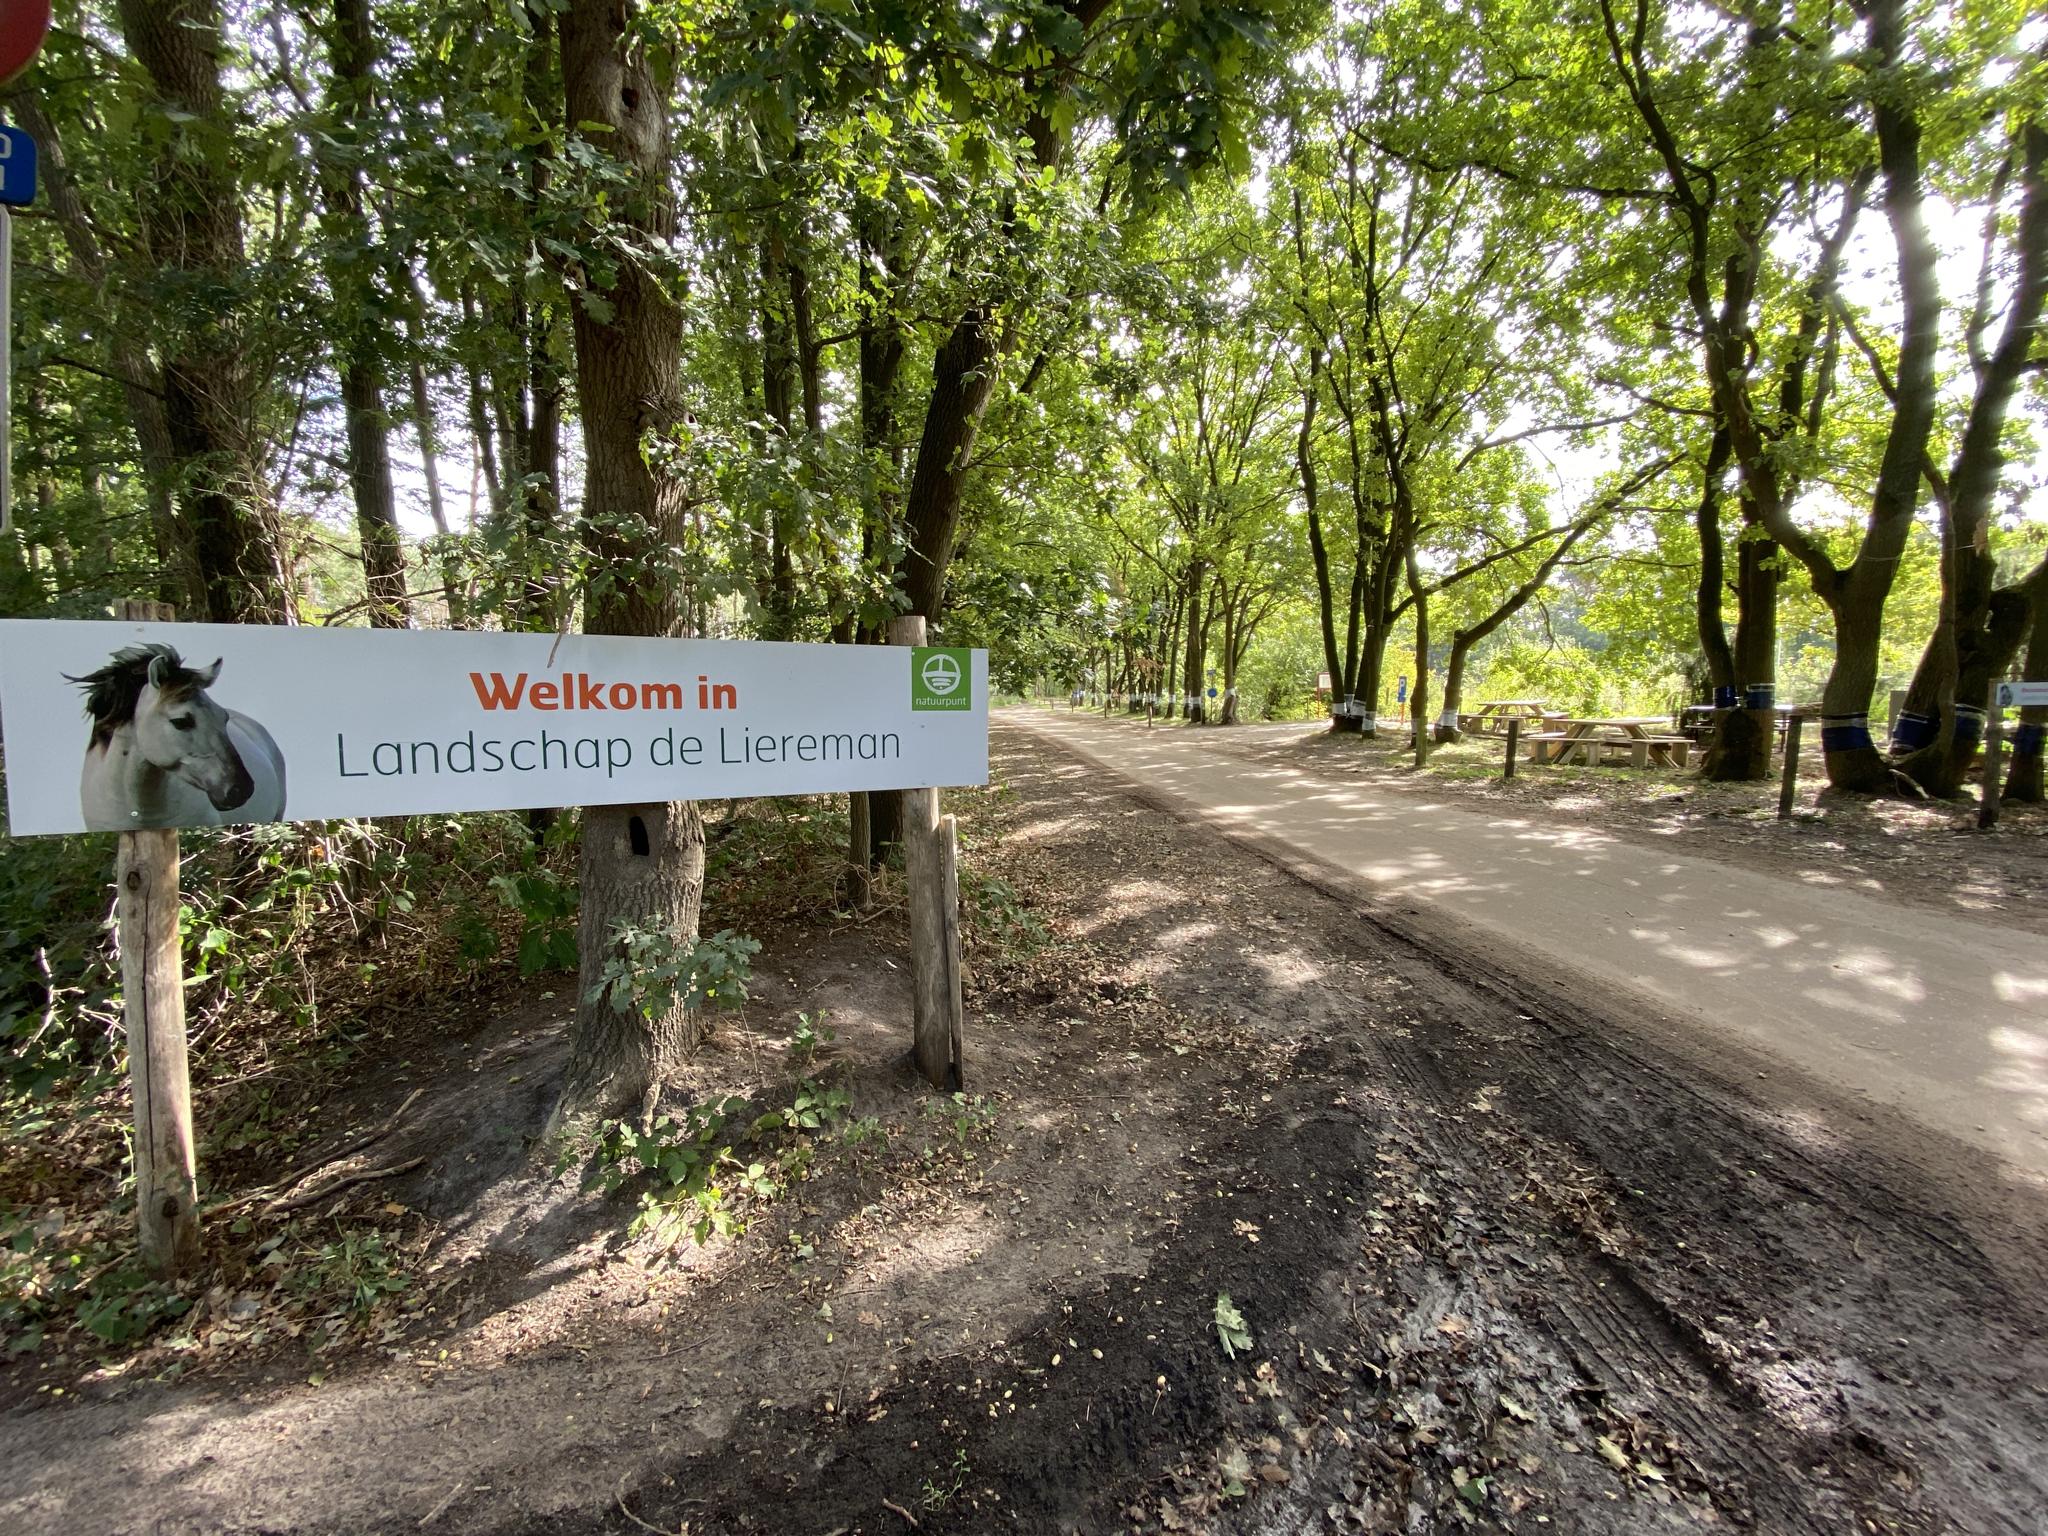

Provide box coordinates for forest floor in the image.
[6,723,2048,1535]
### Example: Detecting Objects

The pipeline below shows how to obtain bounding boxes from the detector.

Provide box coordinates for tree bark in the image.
[1406,545,1430,767]
[900,306,1003,620]
[557,0,704,1121]
[1702,507,1780,781]
[1895,123,2048,796]
[2005,560,2048,802]
[8,85,196,609]
[322,0,408,628]
[115,0,289,624]
[1694,427,1736,698]
[1810,0,1943,792]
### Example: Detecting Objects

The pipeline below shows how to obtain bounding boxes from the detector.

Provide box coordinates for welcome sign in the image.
[0,621,989,836]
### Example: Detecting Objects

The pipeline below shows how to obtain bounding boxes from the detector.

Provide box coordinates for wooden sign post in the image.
[1777,712,1806,820]
[116,598,200,1275]
[888,615,965,1090]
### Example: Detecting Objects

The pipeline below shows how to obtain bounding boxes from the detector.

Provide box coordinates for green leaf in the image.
[1214,1292,1251,1358]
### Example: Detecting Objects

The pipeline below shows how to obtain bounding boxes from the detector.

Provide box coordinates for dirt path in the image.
[1011,706,2048,1182]
[6,724,2047,1534]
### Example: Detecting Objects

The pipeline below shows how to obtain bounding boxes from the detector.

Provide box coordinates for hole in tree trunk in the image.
[628,815,650,857]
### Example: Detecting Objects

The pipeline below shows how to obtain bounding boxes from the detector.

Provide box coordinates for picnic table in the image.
[1524,716,1691,769]
[1457,700,1562,737]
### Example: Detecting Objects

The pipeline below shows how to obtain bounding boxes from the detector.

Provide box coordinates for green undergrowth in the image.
[0,792,1020,1366]
[0,810,579,1363]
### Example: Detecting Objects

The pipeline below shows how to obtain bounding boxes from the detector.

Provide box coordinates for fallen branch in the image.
[882,1498,922,1529]
[211,1088,426,1218]
[267,1156,426,1215]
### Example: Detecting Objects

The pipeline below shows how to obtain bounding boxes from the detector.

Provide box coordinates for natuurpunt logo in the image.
[911,648,972,711]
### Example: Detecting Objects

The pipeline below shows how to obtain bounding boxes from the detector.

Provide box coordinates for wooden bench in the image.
[1524,733,1691,769]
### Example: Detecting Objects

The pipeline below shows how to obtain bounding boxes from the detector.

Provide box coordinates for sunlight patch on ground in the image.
[1992,973,2048,1005]
[1007,814,1090,844]
[1984,1027,2048,1132]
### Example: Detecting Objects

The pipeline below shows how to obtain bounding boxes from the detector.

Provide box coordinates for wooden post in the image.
[888,615,964,1089]
[938,813,965,1089]
[119,829,199,1275]
[1777,713,1804,820]
[1980,682,2004,831]
[1503,716,1520,781]
[116,598,200,1275]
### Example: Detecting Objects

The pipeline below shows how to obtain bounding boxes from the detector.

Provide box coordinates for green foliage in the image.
[297,1229,411,1317]
[587,924,761,1026]
[921,1092,998,1160]
[920,1448,973,1512]
[588,1070,854,1249]
[787,1011,838,1067]
[492,866,580,978]
[0,830,121,1100]
[960,869,1047,956]
[0,1212,191,1352]
[1214,1291,1252,1358]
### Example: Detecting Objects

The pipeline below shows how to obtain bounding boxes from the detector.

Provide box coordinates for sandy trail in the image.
[1010,706,2048,1179]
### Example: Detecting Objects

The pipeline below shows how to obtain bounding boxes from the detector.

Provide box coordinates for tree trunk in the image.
[1895,124,2048,796]
[322,0,408,629]
[409,357,450,538]
[1406,546,1430,767]
[1182,561,1207,724]
[1815,0,1943,793]
[1694,427,1736,699]
[849,205,908,869]
[2006,561,2048,803]
[1219,595,1240,724]
[8,85,196,609]
[558,803,707,1114]
[1297,345,1347,729]
[557,0,704,1122]
[1702,511,1780,781]
[340,359,409,625]
[114,0,288,623]
[900,306,1002,620]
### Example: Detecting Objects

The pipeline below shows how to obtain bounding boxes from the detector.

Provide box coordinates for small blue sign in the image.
[0,126,35,205]
[1396,675,1408,703]
[1207,686,1218,699]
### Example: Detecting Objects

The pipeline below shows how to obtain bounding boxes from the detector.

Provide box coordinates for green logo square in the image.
[911,647,972,711]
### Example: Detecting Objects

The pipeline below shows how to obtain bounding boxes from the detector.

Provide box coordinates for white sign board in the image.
[1996,681,2048,709]
[0,621,988,836]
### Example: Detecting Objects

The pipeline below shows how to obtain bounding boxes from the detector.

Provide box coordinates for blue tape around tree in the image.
[1743,683,1775,710]
[1889,710,1936,751]
[2015,723,2047,754]
[1820,715,1873,754]
[1953,704,1986,750]
[1713,686,1738,709]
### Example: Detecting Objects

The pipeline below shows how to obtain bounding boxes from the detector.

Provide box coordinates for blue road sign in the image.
[0,127,35,206]
[1207,686,1218,698]
[1396,675,1408,702]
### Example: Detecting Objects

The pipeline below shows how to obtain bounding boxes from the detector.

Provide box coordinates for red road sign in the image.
[0,1,50,89]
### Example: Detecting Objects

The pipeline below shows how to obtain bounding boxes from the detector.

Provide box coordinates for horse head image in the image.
[71,647,286,831]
